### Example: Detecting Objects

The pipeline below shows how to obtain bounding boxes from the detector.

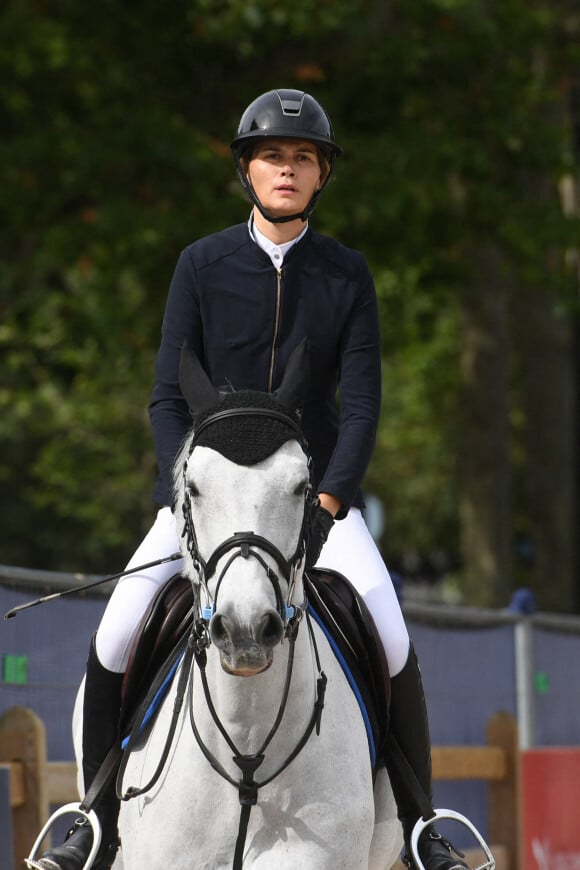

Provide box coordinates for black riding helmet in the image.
[230,89,342,224]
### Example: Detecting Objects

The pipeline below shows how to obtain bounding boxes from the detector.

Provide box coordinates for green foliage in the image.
[0,0,577,589]
[0,0,244,569]
[368,266,461,562]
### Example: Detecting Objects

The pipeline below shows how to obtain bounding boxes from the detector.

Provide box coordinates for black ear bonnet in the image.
[191,391,306,467]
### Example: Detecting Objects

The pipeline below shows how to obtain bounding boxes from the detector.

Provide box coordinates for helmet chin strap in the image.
[255,198,319,225]
[259,206,309,225]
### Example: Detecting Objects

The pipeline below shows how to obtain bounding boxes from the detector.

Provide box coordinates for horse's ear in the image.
[274,338,310,412]
[179,343,219,415]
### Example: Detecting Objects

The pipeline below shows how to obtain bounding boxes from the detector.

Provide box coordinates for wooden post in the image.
[487,710,519,870]
[0,764,16,870]
[0,706,50,866]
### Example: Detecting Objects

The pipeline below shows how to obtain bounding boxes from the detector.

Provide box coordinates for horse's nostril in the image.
[210,613,232,649]
[257,611,284,648]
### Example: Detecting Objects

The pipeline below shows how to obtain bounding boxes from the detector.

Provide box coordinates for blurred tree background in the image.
[1,0,578,611]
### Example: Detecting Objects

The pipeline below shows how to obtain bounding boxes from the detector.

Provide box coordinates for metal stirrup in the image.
[410,808,495,870]
[25,803,102,870]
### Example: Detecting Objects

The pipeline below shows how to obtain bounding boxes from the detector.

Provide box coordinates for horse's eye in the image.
[187,482,200,498]
[293,480,309,497]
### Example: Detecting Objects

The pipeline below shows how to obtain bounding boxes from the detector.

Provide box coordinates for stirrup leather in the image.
[25,803,102,870]
[409,808,495,870]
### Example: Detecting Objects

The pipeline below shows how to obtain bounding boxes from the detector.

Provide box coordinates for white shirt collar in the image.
[248,216,308,268]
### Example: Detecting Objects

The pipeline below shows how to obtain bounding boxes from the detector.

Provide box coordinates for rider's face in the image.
[247,138,323,219]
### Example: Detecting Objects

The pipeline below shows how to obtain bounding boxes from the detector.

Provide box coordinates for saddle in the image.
[120,569,390,770]
[119,575,193,735]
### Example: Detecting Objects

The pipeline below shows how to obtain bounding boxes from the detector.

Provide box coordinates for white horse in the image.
[74,348,403,869]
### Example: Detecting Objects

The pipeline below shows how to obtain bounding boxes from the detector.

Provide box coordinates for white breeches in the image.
[95,506,410,677]
[316,508,410,676]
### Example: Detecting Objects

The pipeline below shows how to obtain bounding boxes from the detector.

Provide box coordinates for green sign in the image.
[2,654,29,685]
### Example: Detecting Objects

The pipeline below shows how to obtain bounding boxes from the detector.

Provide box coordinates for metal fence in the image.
[1,563,579,853]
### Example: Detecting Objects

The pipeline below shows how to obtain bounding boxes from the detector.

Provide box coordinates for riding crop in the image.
[3,552,182,620]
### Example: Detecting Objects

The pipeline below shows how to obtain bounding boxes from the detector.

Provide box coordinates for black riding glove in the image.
[305,503,335,569]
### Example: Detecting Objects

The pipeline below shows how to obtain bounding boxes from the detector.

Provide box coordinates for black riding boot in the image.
[386,645,468,870]
[34,635,123,870]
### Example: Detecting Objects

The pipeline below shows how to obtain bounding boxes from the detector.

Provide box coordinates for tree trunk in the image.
[509,76,579,613]
[510,279,577,612]
[458,241,513,607]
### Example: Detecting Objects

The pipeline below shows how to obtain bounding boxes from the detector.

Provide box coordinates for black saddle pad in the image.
[120,569,390,769]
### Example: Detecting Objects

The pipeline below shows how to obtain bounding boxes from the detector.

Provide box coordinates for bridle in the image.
[180,406,315,630]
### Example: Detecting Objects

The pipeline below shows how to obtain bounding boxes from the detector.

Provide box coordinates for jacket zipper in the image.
[268,267,282,392]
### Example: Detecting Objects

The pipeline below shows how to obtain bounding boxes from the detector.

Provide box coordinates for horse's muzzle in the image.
[210,610,284,676]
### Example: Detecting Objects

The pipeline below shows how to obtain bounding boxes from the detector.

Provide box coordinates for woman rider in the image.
[33,89,468,870]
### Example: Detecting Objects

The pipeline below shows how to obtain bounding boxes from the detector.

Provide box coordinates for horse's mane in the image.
[191,390,303,467]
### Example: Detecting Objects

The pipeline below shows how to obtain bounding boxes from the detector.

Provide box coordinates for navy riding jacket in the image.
[149,222,382,515]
